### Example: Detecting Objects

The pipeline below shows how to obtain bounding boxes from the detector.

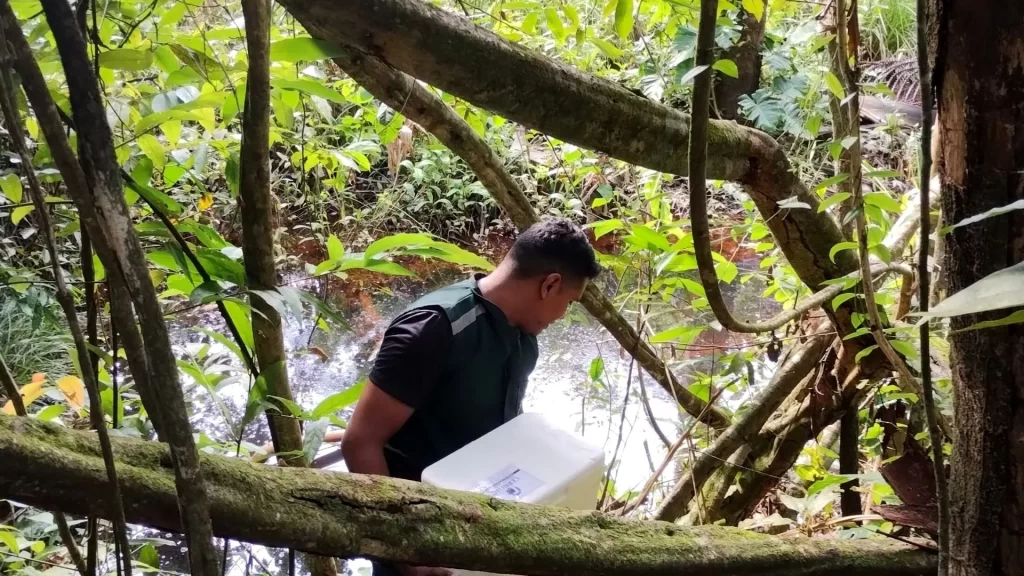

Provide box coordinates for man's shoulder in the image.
[403,278,478,320]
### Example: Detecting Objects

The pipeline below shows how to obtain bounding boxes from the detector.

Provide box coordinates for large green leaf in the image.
[270,79,347,104]
[11,205,33,224]
[863,192,901,213]
[742,0,765,21]
[918,261,1024,319]
[365,233,435,259]
[829,241,859,263]
[123,175,183,216]
[0,173,22,203]
[136,109,212,134]
[269,37,345,62]
[312,381,365,419]
[629,225,671,251]
[544,7,567,41]
[136,134,166,170]
[302,418,330,465]
[713,59,739,78]
[98,48,154,71]
[614,0,634,40]
[196,248,247,286]
[650,325,704,344]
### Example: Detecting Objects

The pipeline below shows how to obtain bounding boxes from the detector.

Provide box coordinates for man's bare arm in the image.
[341,380,414,476]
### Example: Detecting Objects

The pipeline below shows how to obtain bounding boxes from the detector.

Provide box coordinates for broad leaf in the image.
[196,249,246,286]
[650,325,704,344]
[271,79,347,104]
[10,205,32,224]
[953,309,1024,333]
[818,192,851,213]
[327,235,345,261]
[942,199,1024,233]
[919,261,1024,319]
[824,72,845,99]
[269,37,344,62]
[832,292,856,310]
[813,173,850,192]
[863,192,901,213]
[713,59,739,78]
[889,339,918,359]
[680,65,709,84]
[742,0,765,21]
[855,345,879,363]
[629,225,671,251]
[365,233,434,258]
[56,375,85,409]
[614,0,634,40]
[0,174,22,203]
[312,381,365,419]
[98,48,154,71]
[829,241,859,263]
[303,418,330,465]
[124,177,183,216]
[545,7,567,41]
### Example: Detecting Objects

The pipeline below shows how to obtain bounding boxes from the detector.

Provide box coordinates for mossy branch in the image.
[0,415,938,575]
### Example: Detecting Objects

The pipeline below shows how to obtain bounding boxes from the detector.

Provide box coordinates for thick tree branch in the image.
[0,40,132,575]
[329,49,731,428]
[0,415,938,576]
[276,0,860,305]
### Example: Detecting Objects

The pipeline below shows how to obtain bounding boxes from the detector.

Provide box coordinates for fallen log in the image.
[0,415,935,575]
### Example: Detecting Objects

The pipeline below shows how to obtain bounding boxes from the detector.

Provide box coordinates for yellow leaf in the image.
[31,372,45,383]
[57,375,86,409]
[2,380,46,414]
[198,193,214,211]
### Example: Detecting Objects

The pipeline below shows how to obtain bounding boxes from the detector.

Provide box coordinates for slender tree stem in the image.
[915,0,949,571]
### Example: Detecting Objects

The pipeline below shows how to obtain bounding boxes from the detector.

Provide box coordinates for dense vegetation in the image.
[1,0,1020,573]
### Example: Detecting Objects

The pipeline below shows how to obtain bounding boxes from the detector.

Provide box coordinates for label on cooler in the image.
[475,465,543,501]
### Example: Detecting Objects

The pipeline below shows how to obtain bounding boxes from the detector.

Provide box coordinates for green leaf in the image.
[818,192,851,213]
[953,309,1024,333]
[629,225,671,251]
[135,110,211,134]
[813,173,850,192]
[302,417,330,465]
[742,0,765,21]
[864,169,901,178]
[123,177,183,217]
[139,544,159,569]
[0,173,22,203]
[713,59,739,78]
[545,7,566,40]
[889,339,918,359]
[871,244,892,264]
[589,218,624,239]
[832,292,856,310]
[312,381,365,420]
[650,325,704,344]
[614,0,634,40]
[0,529,18,552]
[196,248,246,285]
[270,79,346,104]
[223,300,254,354]
[294,289,350,330]
[589,357,605,381]
[590,37,625,60]
[829,241,859,263]
[917,261,1024,319]
[363,259,415,277]
[807,474,849,497]
[327,235,345,261]
[98,48,154,71]
[11,205,32,224]
[863,192,901,213]
[269,37,344,62]
[855,345,879,363]
[521,12,539,34]
[715,260,738,283]
[563,5,580,31]
[842,327,871,341]
[225,152,240,197]
[365,233,435,258]
[824,71,846,99]
[34,404,65,422]
[942,199,1024,233]
[136,134,166,170]
[267,395,305,418]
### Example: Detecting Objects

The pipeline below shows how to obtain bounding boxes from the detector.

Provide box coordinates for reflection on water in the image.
[145,263,778,574]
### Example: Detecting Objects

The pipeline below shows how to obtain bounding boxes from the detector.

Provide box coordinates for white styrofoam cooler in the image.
[421,412,605,576]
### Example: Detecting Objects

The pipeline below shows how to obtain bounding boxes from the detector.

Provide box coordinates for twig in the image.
[599,354,636,508]
[637,367,671,448]
[0,28,131,576]
[915,0,949,570]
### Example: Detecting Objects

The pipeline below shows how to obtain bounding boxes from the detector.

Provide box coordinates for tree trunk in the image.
[840,406,862,516]
[238,2,337,573]
[713,4,766,121]
[0,415,938,576]
[931,0,1024,573]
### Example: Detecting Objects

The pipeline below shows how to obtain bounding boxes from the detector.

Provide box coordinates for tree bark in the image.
[840,406,862,516]
[713,4,766,121]
[239,2,337,573]
[932,0,1024,573]
[329,48,731,429]
[0,415,939,576]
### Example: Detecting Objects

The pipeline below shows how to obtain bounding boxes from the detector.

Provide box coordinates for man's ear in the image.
[540,273,561,299]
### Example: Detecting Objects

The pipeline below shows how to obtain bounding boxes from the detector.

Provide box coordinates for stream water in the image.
[129,258,778,575]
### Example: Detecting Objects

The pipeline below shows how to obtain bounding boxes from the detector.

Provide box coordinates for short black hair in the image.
[508,218,601,283]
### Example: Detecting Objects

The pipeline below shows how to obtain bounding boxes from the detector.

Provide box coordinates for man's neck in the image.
[477,266,524,327]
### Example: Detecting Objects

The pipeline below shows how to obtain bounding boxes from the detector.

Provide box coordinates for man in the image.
[343,218,601,575]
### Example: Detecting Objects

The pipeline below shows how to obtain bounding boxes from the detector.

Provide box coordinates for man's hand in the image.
[399,564,453,576]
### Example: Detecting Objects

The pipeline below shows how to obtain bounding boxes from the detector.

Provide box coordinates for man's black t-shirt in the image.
[369,308,453,412]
